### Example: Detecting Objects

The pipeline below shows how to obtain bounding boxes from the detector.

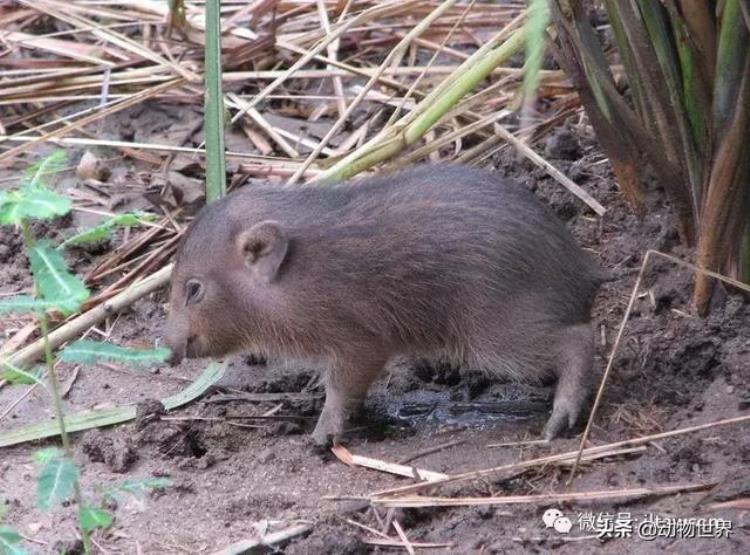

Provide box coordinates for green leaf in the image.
[110,212,156,226]
[59,223,112,248]
[0,526,27,555]
[0,362,226,448]
[37,456,78,510]
[103,477,173,504]
[28,242,89,315]
[34,447,63,465]
[117,478,172,496]
[1,362,45,386]
[59,212,155,249]
[0,295,58,316]
[713,0,749,135]
[0,186,71,226]
[0,151,71,226]
[59,340,171,368]
[23,150,68,188]
[79,506,113,531]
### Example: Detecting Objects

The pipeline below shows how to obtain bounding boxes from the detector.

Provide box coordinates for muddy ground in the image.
[1,113,748,554]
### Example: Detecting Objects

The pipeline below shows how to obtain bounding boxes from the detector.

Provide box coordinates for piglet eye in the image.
[185,279,204,304]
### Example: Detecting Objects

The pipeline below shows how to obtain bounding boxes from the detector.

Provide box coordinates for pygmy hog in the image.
[164,165,601,445]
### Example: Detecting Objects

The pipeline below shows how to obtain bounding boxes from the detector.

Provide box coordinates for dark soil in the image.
[1,116,748,554]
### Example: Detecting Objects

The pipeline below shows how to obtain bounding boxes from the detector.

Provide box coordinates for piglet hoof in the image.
[310,411,345,455]
[543,412,568,441]
[543,401,584,440]
[307,436,335,458]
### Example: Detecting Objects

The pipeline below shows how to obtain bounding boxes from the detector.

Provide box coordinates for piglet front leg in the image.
[311,354,385,447]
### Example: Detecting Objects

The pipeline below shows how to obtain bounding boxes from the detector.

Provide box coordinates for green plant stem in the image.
[203,0,226,202]
[22,220,92,554]
[316,24,527,182]
[40,317,92,553]
[38,318,70,453]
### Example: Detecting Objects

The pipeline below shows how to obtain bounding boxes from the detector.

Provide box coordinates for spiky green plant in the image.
[549,0,749,314]
[0,525,26,555]
[0,151,172,553]
[58,212,157,249]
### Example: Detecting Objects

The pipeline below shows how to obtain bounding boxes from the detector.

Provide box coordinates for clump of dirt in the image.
[0,225,34,292]
[80,430,138,473]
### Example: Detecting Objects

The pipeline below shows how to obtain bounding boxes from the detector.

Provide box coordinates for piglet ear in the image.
[235,220,288,283]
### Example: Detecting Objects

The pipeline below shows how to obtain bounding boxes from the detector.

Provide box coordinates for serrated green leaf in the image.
[34,447,63,465]
[37,456,78,510]
[0,526,27,555]
[112,212,155,226]
[59,211,154,249]
[60,340,171,368]
[0,151,70,226]
[1,361,45,386]
[0,186,71,226]
[0,295,57,315]
[59,223,112,248]
[80,506,113,531]
[28,242,89,315]
[104,477,173,503]
[118,478,173,496]
[23,151,68,188]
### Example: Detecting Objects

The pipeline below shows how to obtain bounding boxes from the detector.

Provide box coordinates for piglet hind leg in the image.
[544,322,596,440]
[311,355,385,448]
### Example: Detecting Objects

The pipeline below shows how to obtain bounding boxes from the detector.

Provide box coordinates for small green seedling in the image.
[1,363,44,386]
[60,340,170,368]
[0,526,27,555]
[32,448,170,533]
[0,151,171,553]
[58,211,158,250]
[0,499,26,555]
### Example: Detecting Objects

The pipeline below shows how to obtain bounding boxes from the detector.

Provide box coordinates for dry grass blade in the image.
[21,0,199,81]
[313,12,528,183]
[364,538,453,549]
[0,135,293,163]
[343,518,453,549]
[226,0,418,130]
[316,0,347,119]
[288,0,461,184]
[209,523,313,555]
[227,93,299,158]
[392,520,416,555]
[705,498,750,511]
[0,79,183,163]
[374,483,714,508]
[331,444,448,482]
[398,439,466,464]
[493,123,605,215]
